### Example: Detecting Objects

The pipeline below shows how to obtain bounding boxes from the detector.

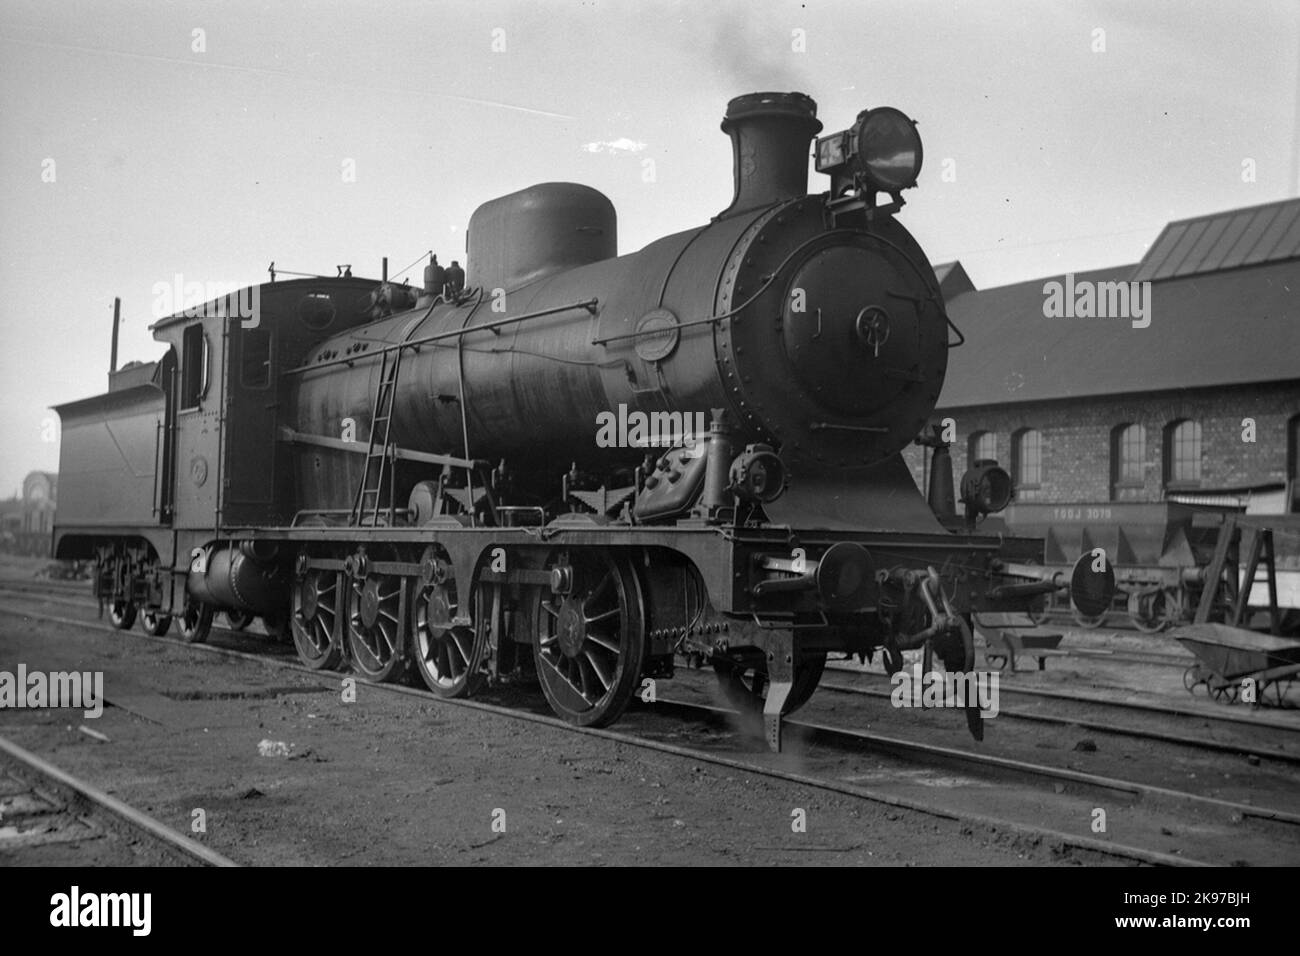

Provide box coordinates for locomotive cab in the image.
[148,277,385,530]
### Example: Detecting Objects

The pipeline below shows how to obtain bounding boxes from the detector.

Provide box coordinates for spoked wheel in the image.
[1127,590,1168,633]
[292,569,343,670]
[1161,587,1186,629]
[532,549,646,727]
[138,610,171,637]
[346,563,409,682]
[225,609,254,631]
[410,547,487,698]
[1211,681,1240,704]
[177,598,214,644]
[1072,608,1107,629]
[109,599,137,630]
[713,651,827,717]
[1183,664,1205,694]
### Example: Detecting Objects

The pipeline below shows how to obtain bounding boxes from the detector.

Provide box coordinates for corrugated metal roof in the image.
[936,257,1299,409]
[1133,198,1300,282]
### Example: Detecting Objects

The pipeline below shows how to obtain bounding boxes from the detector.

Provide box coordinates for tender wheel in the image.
[410,548,486,698]
[713,650,827,717]
[138,610,171,637]
[1183,665,1203,693]
[1072,608,1107,629]
[346,568,409,682]
[109,599,137,630]
[224,609,254,631]
[177,598,214,644]
[532,549,646,727]
[292,569,343,670]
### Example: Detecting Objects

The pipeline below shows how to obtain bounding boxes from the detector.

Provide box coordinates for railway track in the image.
[0,734,236,866]
[820,664,1300,764]
[3,579,1288,743]
[3,591,1298,865]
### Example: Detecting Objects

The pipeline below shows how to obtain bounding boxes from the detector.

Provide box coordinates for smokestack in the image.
[109,297,121,378]
[719,92,822,218]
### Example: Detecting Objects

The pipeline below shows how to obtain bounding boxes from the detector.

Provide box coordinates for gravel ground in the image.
[0,604,1052,866]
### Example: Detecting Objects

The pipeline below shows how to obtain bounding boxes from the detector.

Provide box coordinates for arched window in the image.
[968,430,996,468]
[1012,428,1042,487]
[1110,423,1146,498]
[1164,420,1202,485]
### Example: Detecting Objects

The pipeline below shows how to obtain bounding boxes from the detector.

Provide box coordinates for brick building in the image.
[904,199,1300,513]
[0,471,58,556]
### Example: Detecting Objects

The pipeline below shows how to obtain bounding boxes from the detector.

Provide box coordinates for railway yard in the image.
[3,555,1296,868]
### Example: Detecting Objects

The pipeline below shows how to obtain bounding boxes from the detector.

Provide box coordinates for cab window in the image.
[180,325,209,409]
[240,327,272,389]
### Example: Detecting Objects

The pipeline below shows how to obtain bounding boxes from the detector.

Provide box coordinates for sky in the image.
[0,0,1297,496]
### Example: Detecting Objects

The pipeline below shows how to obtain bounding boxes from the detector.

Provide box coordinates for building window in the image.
[240,327,272,389]
[1164,419,1202,485]
[968,431,996,468]
[1111,423,1145,498]
[180,325,209,409]
[1012,428,1042,487]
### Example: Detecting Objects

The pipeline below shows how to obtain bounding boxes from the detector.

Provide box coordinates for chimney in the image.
[719,92,822,218]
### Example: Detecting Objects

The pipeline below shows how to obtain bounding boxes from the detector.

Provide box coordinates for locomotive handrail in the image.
[591,227,951,348]
[281,297,601,376]
[277,427,482,472]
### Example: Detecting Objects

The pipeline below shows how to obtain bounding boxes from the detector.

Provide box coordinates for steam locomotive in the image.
[53,91,1112,749]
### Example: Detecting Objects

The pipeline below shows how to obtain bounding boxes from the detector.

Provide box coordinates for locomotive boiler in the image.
[53,91,1113,750]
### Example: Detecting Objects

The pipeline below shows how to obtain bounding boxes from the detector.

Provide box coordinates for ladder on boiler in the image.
[350,347,403,527]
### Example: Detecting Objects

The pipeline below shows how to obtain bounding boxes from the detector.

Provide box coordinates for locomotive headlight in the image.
[729,444,786,504]
[853,106,923,192]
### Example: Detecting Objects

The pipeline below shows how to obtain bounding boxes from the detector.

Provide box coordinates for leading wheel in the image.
[292,568,343,670]
[346,566,409,682]
[177,598,214,644]
[713,651,827,717]
[109,599,137,630]
[225,609,254,631]
[139,610,171,637]
[531,549,646,727]
[410,547,487,698]
[261,610,291,644]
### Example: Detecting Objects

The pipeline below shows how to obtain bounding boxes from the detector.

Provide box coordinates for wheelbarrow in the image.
[976,622,1065,672]
[1174,623,1300,706]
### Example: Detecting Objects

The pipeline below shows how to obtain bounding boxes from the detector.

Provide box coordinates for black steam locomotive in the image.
[53,92,1111,749]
